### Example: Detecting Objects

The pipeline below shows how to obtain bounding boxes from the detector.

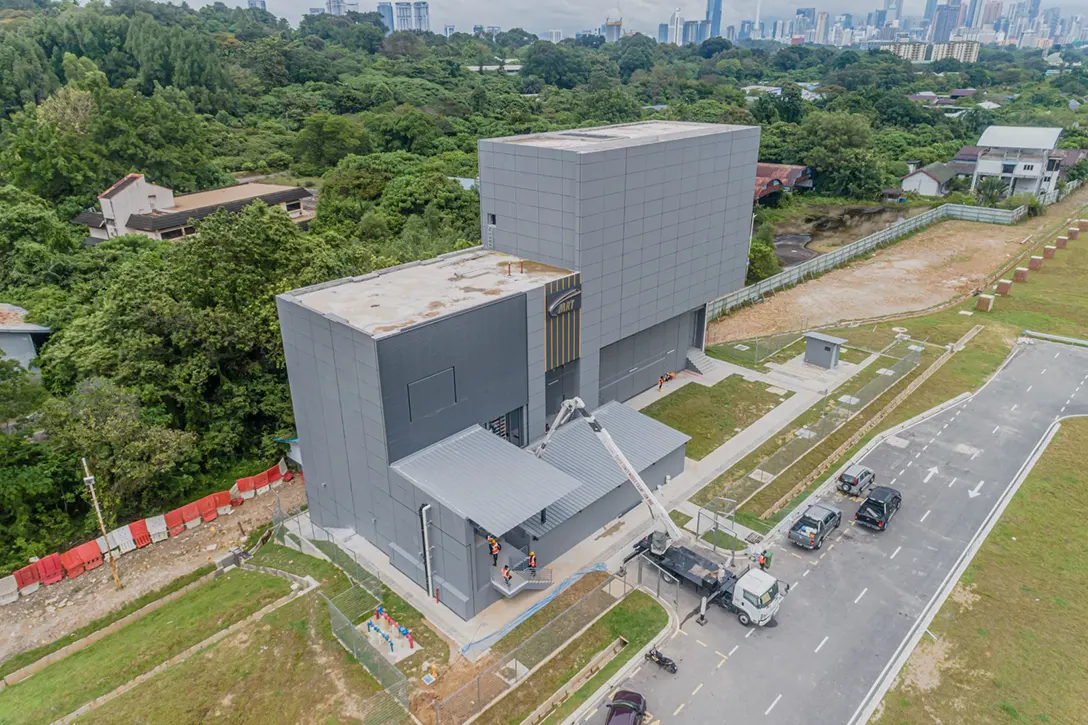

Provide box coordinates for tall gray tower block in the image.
[478,121,759,428]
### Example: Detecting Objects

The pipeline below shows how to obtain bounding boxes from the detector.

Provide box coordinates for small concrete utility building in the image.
[804,332,846,369]
[278,120,759,621]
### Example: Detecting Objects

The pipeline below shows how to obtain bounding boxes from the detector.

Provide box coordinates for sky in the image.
[217,0,1081,36]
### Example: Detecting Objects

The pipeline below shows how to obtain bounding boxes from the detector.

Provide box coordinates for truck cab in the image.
[718,568,787,627]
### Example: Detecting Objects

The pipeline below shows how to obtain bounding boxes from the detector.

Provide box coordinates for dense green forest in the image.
[2,0,1088,573]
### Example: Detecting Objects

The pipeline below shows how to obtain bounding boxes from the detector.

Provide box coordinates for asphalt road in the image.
[584,339,1088,724]
[773,234,820,267]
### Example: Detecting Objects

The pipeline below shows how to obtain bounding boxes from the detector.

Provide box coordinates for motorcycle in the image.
[645,647,678,674]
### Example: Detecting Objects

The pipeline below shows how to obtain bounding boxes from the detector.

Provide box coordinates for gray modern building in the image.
[278,121,759,620]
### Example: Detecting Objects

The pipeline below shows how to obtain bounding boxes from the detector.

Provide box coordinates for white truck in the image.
[538,398,788,627]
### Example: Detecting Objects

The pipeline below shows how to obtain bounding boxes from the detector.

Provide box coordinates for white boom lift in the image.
[534,397,682,555]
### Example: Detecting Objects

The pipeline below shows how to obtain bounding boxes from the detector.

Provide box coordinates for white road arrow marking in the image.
[923,466,938,483]
[968,480,985,498]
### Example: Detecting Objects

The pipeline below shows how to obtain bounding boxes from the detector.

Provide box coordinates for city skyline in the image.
[179,0,1083,36]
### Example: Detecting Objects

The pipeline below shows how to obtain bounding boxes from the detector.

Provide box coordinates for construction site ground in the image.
[708,187,1088,343]
[0,479,307,667]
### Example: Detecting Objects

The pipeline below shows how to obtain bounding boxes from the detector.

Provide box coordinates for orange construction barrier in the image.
[197,494,218,523]
[129,519,152,548]
[77,540,103,571]
[36,553,64,585]
[60,548,85,578]
[181,502,201,529]
[212,491,232,515]
[165,508,185,537]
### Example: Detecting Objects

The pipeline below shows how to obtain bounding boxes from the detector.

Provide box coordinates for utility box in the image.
[804,332,847,369]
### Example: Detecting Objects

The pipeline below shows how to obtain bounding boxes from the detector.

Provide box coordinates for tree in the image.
[698,37,731,58]
[43,377,195,523]
[295,113,370,171]
[521,41,589,89]
[975,176,1008,206]
[747,223,782,283]
[617,35,655,80]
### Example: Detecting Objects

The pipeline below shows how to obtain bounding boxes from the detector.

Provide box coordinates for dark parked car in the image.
[606,690,647,725]
[855,486,902,530]
[788,503,842,550]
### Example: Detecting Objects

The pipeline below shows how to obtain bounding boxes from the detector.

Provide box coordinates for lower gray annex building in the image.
[277,121,759,620]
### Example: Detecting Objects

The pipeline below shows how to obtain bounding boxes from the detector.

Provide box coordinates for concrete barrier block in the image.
[0,575,18,606]
[1014,267,1029,282]
[1069,227,1080,240]
[1056,236,1069,249]
[976,294,995,312]
[1029,255,1043,270]
[996,279,1013,295]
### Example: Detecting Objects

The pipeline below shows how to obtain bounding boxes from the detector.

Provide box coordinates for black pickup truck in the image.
[855,486,903,530]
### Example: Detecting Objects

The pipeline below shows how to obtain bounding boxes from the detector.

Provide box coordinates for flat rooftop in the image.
[291,249,571,337]
[490,120,752,152]
[169,183,304,212]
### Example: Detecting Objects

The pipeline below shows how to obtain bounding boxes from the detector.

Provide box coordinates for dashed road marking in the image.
[891,546,901,559]
[854,588,868,604]
[923,445,929,451]
[696,639,707,648]
[992,425,1000,435]
[1055,351,1061,359]
[692,683,703,697]
[815,636,829,653]
[803,569,810,577]
[890,478,897,485]
[746,628,755,638]
[915,452,921,458]
[631,666,642,679]
[765,695,782,716]
[677,628,688,636]
[1027,385,1033,393]
[921,509,932,523]
[1011,403,1018,412]
[971,450,980,460]
[1061,406,1066,413]
[1042,368,1048,375]
[673,703,685,716]
[793,580,800,589]
[949,477,958,488]
[728,645,739,656]
[899,469,905,476]
[790,551,803,559]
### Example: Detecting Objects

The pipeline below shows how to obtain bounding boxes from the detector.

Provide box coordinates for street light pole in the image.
[82,457,122,590]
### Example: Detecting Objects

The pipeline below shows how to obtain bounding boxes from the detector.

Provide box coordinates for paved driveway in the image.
[584,340,1088,724]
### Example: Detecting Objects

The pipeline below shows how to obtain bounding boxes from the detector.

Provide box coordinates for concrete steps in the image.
[686,348,719,375]
[491,565,553,597]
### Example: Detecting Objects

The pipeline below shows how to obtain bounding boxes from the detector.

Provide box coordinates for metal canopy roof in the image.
[805,332,847,346]
[977,125,1061,151]
[523,401,690,537]
[390,425,581,537]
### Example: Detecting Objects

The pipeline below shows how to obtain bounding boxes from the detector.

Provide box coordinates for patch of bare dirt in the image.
[901,636,956,693]
[708,189,1088,344]
[0,479,306,666]
[950,582,981,610]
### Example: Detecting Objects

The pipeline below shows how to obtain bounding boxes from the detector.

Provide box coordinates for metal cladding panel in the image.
[524,401,689,536]
[377,294,529,462]
[390,425,581,537]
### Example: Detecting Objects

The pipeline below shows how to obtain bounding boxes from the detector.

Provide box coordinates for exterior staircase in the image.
[490,558,553,597]
[686,347,719,376]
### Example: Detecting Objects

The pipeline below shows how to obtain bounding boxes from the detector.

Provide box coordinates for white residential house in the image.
[72,174,313,244]
[0,304,50,370]
[901,162,955,197]
[970,126,1064,198]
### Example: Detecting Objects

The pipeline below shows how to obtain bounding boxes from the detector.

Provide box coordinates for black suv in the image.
[855,486,902,530]
[606,691,647,724]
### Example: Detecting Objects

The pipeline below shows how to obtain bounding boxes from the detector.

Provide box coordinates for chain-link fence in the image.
[326,590,411,725]
[708,331,805,368]
[722,345,923,508]
[433,571,634,725]
[272,502,384,607]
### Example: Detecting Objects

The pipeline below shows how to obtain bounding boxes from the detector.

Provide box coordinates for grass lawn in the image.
[0,569,291,725]
[705,335,804,371]
[479,590,668,725]
[0,565,215,680]
[76,547,384,725]
[668,510,692,529]
[875,419,1088,725]
[641,375,791,460]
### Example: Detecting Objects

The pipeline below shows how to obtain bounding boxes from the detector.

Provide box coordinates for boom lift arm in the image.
[534,397,682,555]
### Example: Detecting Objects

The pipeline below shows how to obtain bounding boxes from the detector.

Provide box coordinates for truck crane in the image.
[536,397,789,627]
[534,397,681,556]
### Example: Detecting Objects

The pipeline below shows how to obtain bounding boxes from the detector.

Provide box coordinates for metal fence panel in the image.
[708,201,1031,318]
